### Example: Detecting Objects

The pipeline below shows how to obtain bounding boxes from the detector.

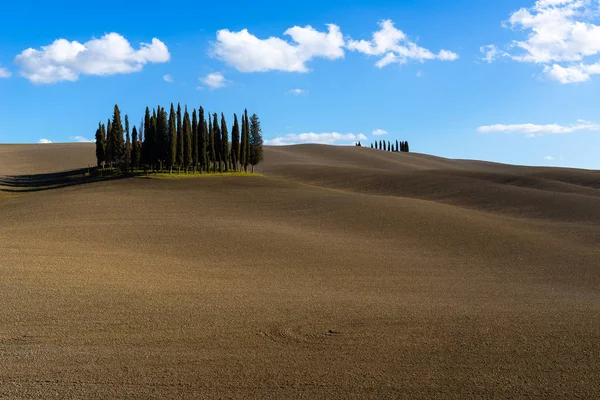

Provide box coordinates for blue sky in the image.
[1,0,600,169]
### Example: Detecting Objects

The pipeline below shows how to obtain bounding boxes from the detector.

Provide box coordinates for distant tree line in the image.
[355,139,410,153]
[95,104,264,173]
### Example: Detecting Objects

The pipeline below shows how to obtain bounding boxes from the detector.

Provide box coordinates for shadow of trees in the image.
[0,168,129,192]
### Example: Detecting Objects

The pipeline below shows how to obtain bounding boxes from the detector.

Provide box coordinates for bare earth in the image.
[1,143,599,399]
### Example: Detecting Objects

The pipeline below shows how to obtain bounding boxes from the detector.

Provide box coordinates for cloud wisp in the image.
[478,120,600,137]
[265,132,368,146]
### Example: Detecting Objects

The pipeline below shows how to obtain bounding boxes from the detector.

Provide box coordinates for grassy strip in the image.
[136,171,262,180]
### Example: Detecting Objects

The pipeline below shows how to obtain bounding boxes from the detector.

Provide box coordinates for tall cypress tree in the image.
[177,103,183,171]
[239,112,247,171]
[231,114,240,171]
[208,115,216,172]
[151,109,158,169]
[131,126,139,171]
[405,141,410,153]
[125,129,131,170]
[142,107,151,167]
[212,113,222,172]
[183,107,192,171]
[198,107,207,173]
[168,104,177,173]
[111,105,124,166]
[249,113,264,173]
[220,113,229,172]
[95,122,105,167]
[244,109,251,172]
[192,109,198,171]
[105,118,113,167]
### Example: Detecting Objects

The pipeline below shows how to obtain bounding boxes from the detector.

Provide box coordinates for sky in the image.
[1,0,600,169]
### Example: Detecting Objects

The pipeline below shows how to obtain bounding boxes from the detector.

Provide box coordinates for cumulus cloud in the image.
[163,74,174,83]
[265,132,368,146]
[372,129,388,136]
[200,72,227,89]
[287,88,307,95]
[477,120,600,136]
[14,33,170,84]
[212,24,344,72]
[484,0,600,83]
[544,156,555,160]
[70,136,93,143]
[347,20,459,67]
[480,44,509,63]
[0,66,11,78]
[38,138,52,143]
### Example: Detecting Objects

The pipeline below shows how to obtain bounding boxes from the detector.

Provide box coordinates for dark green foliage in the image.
[208,115,216,172]
[370,143,373,149]
[95,122,105,167]
[199,107,207,173]
[177,103,183,170]
[192,109,198,170]
[183,107,192,171]
[156,107,168,169]
[212,113,222,172]
[131,126,140,171]
[249,113,263,173]
[168,104,177,171]
[231,114,240,171]
[111,105,125,165]
[405,141,410,153]
[243,109,251,172]
[239,112,247,170]
[142,107,151,166]
[105,118,113,166]
[220,113,229,172]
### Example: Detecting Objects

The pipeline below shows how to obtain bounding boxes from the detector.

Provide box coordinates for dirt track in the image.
[1,143,599,398]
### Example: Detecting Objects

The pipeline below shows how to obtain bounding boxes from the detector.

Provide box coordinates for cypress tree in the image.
[395,140,399,152]
[177,103,183,171]
[183,107,192,171]
[199,107,207,173]
[249,113,264,173]
[231,114,240,171]
[192,109,198,171]
[159,107,169,170]
[208,116,216,172]
[150,109,157,170]
[388,141,391,152]
[111,105,124,166]
[244,110,251,172]
[212,113,222,172]
[168,104,177,173]
[142,107,151,167]
[106,118,113,167]
[379,140,382,150]
[95,122,105,167]
[125,114,130,165]
[406,141,410,153]
[221,113,229,172]
[131,126,139,171]
[239,112,247,171]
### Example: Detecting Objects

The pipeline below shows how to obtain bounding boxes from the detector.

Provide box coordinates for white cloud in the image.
[163,74,174,83]
[480,44,509,63]
[416,70,422,77]
[15,33,170,84]
[265,132,368,145]
[485,0,600,83]
[372,129,388,136]
[200,72,227,89]
[347,20,459,67]
[477,120,600,136]
[544,156,555,160]
[0,66,11,78]
[212,24,344,72]
[70,136,93,143]
[38,138,52,143]
[287,88,307,95]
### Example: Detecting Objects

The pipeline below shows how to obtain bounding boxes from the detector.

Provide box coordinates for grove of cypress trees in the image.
[168,104,177,173]
[249,113,264,173]
[231,114,240,171]
[183,107,192,171]
[220,112,229,172]
[177,103,183,172]
[192,109,198,171]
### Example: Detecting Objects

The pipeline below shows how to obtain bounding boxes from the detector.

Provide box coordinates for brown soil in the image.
[1,143,599,398]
